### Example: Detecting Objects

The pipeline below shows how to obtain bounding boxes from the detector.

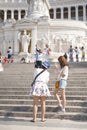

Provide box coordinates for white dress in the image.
[30,68,51,96]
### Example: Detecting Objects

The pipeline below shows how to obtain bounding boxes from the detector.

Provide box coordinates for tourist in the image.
[35,49,43,68]
[30,61,51,122]
[63,52,68,61]
[0,51,4,72]
[44,44,51,61]
[7,46,13,62]
[54,56,69,113]
[81,46,85,61]
[68,45,74,62]
[35,44,41,67]
[3,57,8,63]
[74,46,79,62]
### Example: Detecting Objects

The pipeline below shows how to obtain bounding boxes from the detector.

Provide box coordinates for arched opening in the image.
[21,10,25,19]
[86,5,87,20]
[71,7,76,20]
[0,10,4,22]
[78,6,83,21]
[64,7,68,19]
[14,10,18,20]
[49,8,54,19]
[56,8,61,19]
[7,10,11,19]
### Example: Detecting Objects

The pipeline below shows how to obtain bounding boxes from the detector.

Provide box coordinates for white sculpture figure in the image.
[21,30,31,53]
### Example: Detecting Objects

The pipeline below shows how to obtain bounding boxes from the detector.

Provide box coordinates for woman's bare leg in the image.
[54,88,61,105]
[40,96,46,121]
[33,96,39,121]
[60,88,66,110]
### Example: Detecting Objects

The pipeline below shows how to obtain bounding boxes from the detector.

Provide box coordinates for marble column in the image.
[19,0,22,2]
[61,7,64,19]
[31,28,37,54]
[18,10,21,20]
[5,0,8,2]
[54,8,56,19]
[68,6,71,19]
[83,5,86,21]
[76,6,78,21]
[4,10,7,22]
[14,31,19,54]
[25,10,28,17]
[11,10,14,19]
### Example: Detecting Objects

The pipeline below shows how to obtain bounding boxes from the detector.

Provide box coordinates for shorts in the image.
[59,79,67,88]
[8,54,12,59]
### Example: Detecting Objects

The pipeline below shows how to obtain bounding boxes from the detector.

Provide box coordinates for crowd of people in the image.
[64,45,86,62]
[0,46,13,72]
[34,44,51,68]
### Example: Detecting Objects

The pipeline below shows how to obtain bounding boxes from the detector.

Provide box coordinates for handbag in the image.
[31,69,45,87]
[55,81,60,89]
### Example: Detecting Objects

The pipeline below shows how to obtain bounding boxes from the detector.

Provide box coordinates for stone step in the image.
[0,62,87,121]
[0,99,86,107]
[0,82,86,86]
[0,87,87,91]
[0,104,86,113]
[0,91,87,95]
[0,110,87,120]
[0,95,87,100]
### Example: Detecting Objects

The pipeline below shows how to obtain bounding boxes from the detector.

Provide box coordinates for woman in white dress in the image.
[30,61,51,122]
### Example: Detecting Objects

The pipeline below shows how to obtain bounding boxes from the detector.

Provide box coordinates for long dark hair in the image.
[58,56,69,68]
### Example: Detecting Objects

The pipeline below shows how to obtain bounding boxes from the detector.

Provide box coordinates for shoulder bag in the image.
[31,69,45,87]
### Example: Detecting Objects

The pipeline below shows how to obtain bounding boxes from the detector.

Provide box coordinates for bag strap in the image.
[31,69,45,86]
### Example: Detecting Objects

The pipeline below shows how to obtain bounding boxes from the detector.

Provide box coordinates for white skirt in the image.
[30,81,51,97]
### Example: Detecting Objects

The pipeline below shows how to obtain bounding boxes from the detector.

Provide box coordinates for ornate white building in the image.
[0,0,87,56]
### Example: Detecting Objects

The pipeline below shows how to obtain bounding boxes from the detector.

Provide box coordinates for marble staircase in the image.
[0,62,87,120]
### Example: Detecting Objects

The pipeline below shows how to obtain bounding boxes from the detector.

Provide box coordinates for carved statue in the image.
[21,30,31,53]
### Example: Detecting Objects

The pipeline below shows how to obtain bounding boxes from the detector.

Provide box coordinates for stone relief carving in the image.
[38,33,87,53]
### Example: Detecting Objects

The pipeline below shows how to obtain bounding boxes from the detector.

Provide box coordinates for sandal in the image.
[30,119,35,122]
[41,119,46,122]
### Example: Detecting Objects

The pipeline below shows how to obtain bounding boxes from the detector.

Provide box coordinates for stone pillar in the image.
[12,0,14,2]
[83,5,86,21]
[54,8,56,19]
[25,10,28,17]
[11,10,14,19]
[2,33,6,55]
[18,10,21,20]
[31,28,37,54]
[76,6,78,21]
[4,10,7,22]
[61,7,64,19]
[14,31,19,54]
[19,0,22,2]
[68,6,71,19]
[5,0,8,2]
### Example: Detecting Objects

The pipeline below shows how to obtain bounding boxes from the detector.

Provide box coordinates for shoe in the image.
[41,119,46,122]
[30,119,36,122]
[58,109,65,114]
[58,105,63,111]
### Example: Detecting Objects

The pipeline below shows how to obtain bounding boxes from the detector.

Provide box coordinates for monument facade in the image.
[0,0,87,58]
